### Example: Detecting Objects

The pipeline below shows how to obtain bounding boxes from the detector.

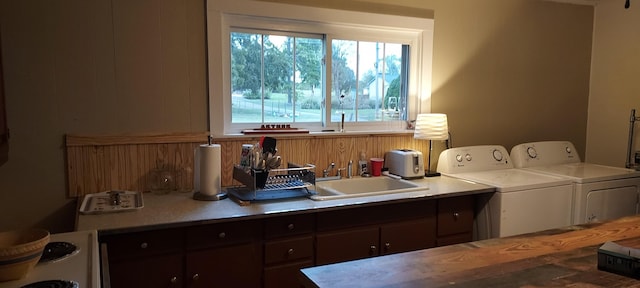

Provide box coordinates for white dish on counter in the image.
[79,190,144,214]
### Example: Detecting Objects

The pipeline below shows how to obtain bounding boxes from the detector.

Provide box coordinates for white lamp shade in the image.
[414,113,449,140]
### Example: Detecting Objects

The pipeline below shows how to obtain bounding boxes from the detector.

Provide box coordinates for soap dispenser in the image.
[358,151,369,176]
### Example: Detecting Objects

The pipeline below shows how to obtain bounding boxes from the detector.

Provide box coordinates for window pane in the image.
[295,37,323,122]
[231,31,323,124]
[231,32,264,123]
[263,35,294,123]
[331,40,357,123]
[332,40,408,124]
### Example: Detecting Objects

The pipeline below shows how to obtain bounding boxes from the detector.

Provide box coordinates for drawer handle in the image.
[192,273,200,281]
[140,242,148,249]
[369,245,377,254]
[287,223,295,230]
[170,276,178,284]
[218,232,226,239]
[384,242,391,252]
[288,248,295,255]
[453,212,460,220]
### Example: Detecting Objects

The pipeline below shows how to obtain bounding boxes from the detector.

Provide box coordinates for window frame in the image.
[207,0,434,136]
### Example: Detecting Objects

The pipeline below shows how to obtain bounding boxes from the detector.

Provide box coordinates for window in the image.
[207,1,433,135]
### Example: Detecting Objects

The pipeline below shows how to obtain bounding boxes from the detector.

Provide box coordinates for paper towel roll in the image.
[195,144,222,196]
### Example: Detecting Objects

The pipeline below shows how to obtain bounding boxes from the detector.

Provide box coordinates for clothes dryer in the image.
[511,140,640,225]
[437,145,573,240]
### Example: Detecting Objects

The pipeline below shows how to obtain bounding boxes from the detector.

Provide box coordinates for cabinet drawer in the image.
[103,228,184,260]
[187,220,261,250]
[265,213,314,239]
[264,235,313,265]
[437,196,474,237]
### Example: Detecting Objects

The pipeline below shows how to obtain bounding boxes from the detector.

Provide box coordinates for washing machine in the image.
[437,145,574,240]
[511,140,640,225]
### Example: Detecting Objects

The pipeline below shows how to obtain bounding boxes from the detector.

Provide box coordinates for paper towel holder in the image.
[192,136,228,201]
[193,190,227,201]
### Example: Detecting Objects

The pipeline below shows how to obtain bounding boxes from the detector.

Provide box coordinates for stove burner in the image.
[39,242,78,263]
[21,280,79,288]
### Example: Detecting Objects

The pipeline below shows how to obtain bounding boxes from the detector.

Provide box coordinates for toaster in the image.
[385,149,424,179]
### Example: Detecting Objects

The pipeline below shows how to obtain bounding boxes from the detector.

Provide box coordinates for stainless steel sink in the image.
[310,176,426,200]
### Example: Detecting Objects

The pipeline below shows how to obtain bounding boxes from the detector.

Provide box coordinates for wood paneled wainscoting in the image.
[65,132,430,197]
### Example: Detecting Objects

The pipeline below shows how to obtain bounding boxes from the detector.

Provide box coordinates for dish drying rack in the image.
[227,163,316,201]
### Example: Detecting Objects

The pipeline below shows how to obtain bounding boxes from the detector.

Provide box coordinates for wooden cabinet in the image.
[185,220,262,288]
[103,228,185,288]
[103,220,262,288]
[316,226,379,265]
[436,195,475,246]
[186,241,261,288]
[263,214,315,288]
[316,200,437,265]
[380,218,437,254]
[101,195,477,287]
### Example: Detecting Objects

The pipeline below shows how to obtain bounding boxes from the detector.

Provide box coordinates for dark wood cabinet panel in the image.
[102,195,479,287]
[104,221,262,288]
[186,242,262,288]
[264,260,313,288]
[187,219,262,249]
[316,226,380,265]
[265,235,313,265]
[380,218,436,255]
[264,213,315,239]
[436,232,473,247]
[263,215,315,288]
[109,253,184,288]
[437,195,475,243]
[103,228,184,260]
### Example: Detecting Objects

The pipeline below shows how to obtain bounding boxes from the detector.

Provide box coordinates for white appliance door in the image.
[486,186,573,238]
[579,185,638,224]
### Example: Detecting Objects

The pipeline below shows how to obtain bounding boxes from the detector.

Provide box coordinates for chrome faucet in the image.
[323,162,335,178]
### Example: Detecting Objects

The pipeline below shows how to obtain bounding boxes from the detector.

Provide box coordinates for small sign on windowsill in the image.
[242,124,309,134]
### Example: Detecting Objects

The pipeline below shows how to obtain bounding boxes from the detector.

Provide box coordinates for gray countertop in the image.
[76,176,495,235]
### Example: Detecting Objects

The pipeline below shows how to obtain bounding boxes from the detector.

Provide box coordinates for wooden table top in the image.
[300,216,640,288]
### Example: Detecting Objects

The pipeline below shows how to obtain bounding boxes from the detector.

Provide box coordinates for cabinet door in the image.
[264,260,314,288]
[380,218,436,255]
[315,226,379,265]
[186,242,262,288]
[437,195,474,245]
[109,253,184,288]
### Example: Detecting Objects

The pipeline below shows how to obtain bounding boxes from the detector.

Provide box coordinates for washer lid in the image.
[525,163,640,183]
[441,169,572,192]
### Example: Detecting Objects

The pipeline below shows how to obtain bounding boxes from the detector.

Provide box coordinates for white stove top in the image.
[0,230,100,288]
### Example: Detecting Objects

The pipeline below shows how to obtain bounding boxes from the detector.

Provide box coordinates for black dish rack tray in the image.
[228,163,316,201]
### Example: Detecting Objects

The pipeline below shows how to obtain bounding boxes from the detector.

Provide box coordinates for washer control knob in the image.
[565,146,572,154]
[456,154,463,162]
[492,149,503,162]
[465,154,472,161]
[527,147,537,159]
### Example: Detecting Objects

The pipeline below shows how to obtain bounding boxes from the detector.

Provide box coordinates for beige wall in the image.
[0,0,207,232]
[0,0,594,233]
[587,0,640,167]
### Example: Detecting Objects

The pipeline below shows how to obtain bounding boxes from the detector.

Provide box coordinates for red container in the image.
[370,158,384,176]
